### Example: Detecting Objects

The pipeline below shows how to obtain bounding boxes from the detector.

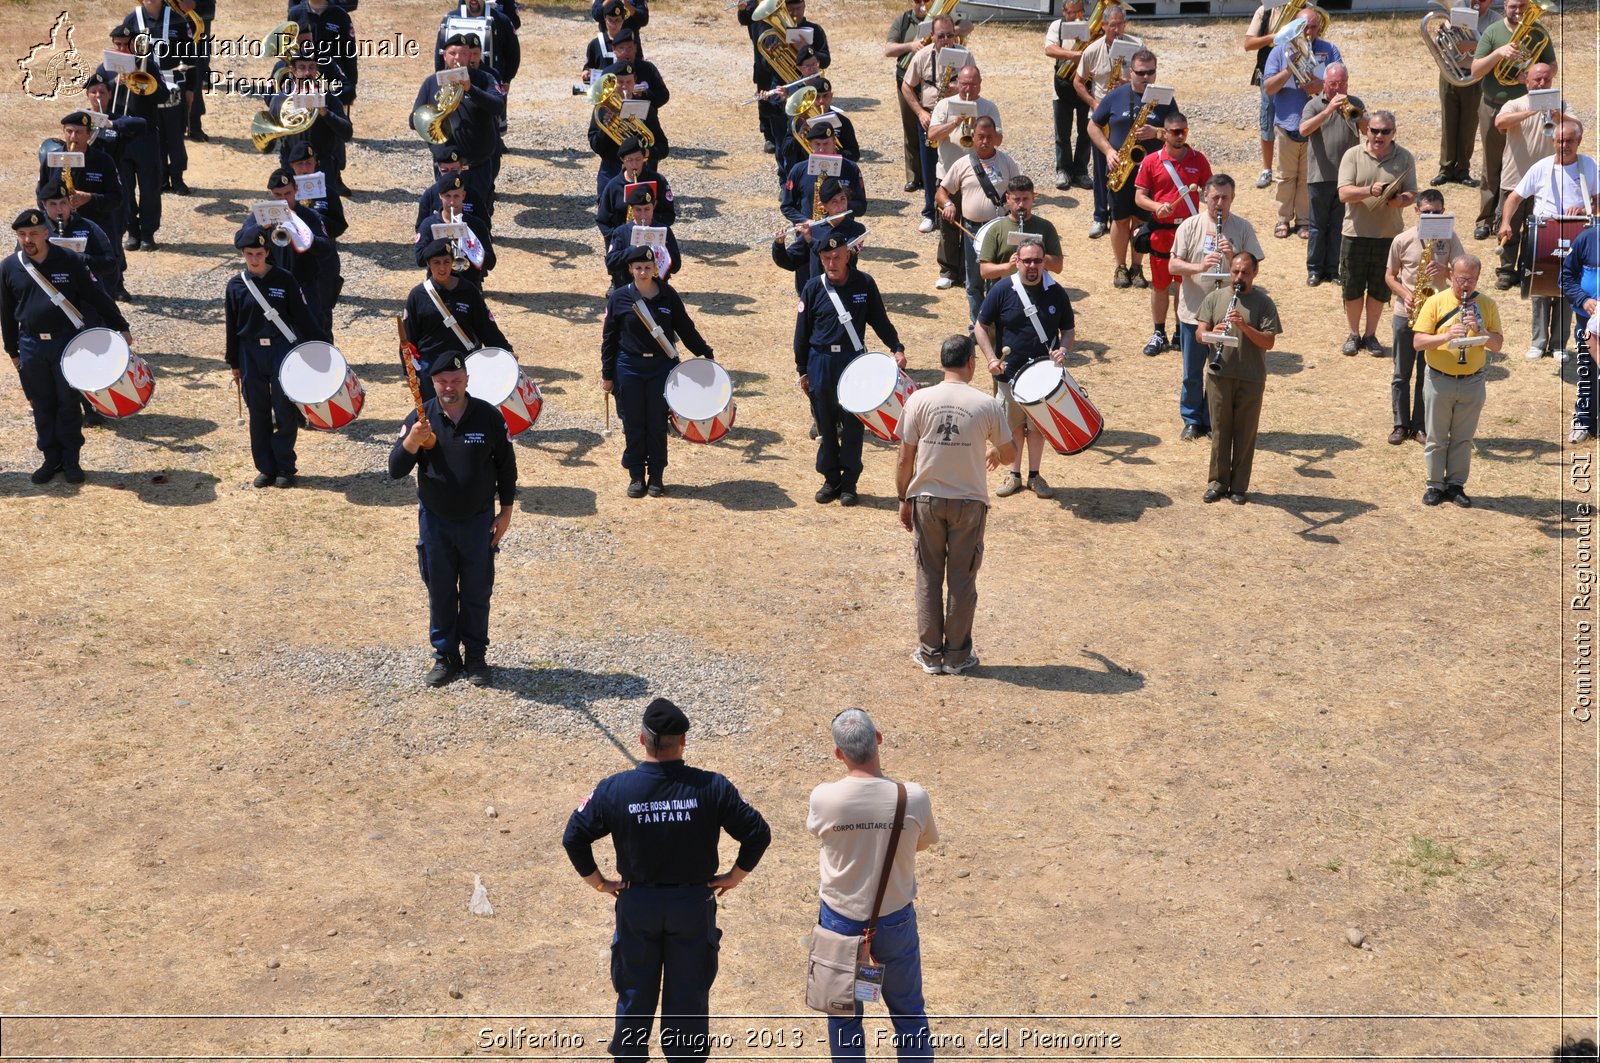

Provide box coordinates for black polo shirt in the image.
[388,395,516,520]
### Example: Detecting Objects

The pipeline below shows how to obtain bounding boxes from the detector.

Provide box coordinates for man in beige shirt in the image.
[936,117,1020,323]
[928,65,1001,291]
[1491,62,1558,291]
[1336,110,1416,356]
[1072,2,1132,239]
[901,17,967,235]
[807,708,939,1059]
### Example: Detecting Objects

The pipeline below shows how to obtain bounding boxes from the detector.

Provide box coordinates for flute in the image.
[397,315,437,449]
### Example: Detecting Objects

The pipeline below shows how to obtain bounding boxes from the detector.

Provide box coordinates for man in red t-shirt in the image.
[1134,112,1212,356]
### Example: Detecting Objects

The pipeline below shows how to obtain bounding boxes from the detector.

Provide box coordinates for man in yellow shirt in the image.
[1412,254,1504,508]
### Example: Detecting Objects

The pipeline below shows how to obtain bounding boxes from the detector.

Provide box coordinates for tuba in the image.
[786,85,823,154]
[1056,0,1113,81]
[919,0,962,44]
[587,72,654,150]
[1418,1,1482,87]
[1268,0,1307,37]
[251,93,317,152]
[1493,0,1548,87]
[263,21,299,59]
[167,0,204,41]
[752,0,803,87]
[413,76,466,144]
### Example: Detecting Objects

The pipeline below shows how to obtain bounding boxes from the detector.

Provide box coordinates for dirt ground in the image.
[1,0,1597,1059]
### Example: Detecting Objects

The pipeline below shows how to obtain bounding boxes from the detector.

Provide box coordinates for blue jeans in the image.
[819,902,931,1063]
[962,233,983,324]
[611,887,720,1063]
[1177,322,1211,431]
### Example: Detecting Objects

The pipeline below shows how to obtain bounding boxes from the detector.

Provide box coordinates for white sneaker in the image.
[1557,347,1573,363]
[1525,345,1546,360]
[909,649,942,675]
[1572,426,1593,444]
[943,652,979,676]
[1256,168,1273,189]
[918,217,935,234]
[934,275,954,290]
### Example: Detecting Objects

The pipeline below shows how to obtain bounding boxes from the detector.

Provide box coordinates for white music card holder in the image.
[619,99,650,122]
[251,200,293,227]
[292,90,325,110]
[1058,19,1088,41]
[807,113,841,135]
[88,111,113,132]
[102,50,137,74]
[1525,88,1564,114]
[1006,231,1045,247]
[1141,84,1175,107]
[630,225,668,248]
[49,236,88,253]
[1449,6,1479,30]
[431,221,470,242]
[786,26,814,46]
[1417,213,1456,241]
[807,153,843,177]
[437,65,471,87]
[936,46,969,79]
[294,171,327,201]
[945,98,978,117]
[1109,38,1142,64]
[47,151,85,170]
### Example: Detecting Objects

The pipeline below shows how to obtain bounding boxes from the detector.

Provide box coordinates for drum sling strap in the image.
[1011,277,1054,348]
[18,253,84,330]
[967,150,1003,209]
[240,272,297,344]
[821,275,865,354]
[632,294,680,359]
[1160,157,1198,218]
[423,278,479,351]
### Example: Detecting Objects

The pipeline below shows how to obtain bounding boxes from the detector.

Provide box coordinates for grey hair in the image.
[831,708,877,764]
[1372,109,1397,130]
[1452,253,1482,272]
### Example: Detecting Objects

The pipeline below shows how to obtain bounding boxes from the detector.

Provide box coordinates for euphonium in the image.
[263,21,299,59]
[1056,0,1112,81]
[1418,0,1481,88]
[251,93,317,152]
[1493,0,1548,87]
[752,0,803,86]
[412,76,466,145]
[587,72,654,150]
[167,0,204,40]
[786,85,822,154]
[1268,0,1307,38]
[1106,94,1157,192]
[1274,16,1321,87]
[1408,238,1438,329]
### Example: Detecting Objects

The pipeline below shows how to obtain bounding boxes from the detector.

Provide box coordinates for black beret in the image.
[624,185,654,206]
[444,32,468,47]
[815,76,832,94]
[817,176,843,201]
[267,168,296,192]
[617,134,647,158]
[603,0,626,14]
[609,27,637,45]
[463,32,482,48]
[83,71,111,89]
[12,209,47,231]
[432,173,466,197]
[37,179,69,201]
[604,61,635,78]
[642,697,690,737]
[420,237,453,261]
[61,111,92,129]
[796,46,818,64]
[288,47,316,63]
[805,122,836,141]
[428,349,467,375]
[817,231,852,252]
[286,142,317,163]
[431,144,465,165]
[109,23,132,39]
[234,223,269,249]
[622,244,654,265]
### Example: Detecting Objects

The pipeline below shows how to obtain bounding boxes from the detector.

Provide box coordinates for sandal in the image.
[1296,225,1309,240]
[1274,220,1290,239]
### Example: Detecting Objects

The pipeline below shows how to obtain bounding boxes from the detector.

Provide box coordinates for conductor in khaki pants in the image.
[808,708,940,1063]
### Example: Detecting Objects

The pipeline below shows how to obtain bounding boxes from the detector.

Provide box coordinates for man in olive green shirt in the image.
[1469,0,1554,238]
[976,175,1063,293]
[1198,252,1281,505]
[1336,111,1416,357]
[885,0,933,193]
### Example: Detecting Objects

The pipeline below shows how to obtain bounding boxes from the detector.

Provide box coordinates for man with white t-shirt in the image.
[807,708,940,1062]
[1500,118,1599,362]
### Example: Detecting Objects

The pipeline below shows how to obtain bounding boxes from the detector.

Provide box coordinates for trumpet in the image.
[271,224,292,247]
[958,115,974,148]
[1339,100,1363,121]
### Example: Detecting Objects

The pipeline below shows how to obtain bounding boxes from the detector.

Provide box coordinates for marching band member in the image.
[885,0,932,194]
[99,25,168,251]
[38,112,124,271]
[2,208,131,485]
[1133,111,1212,357]
[121,0,193,195]
[901,15,962,235]
[1086,49,1176,291]
[182,0,214,142]
[1263,5,1338,240]
[389,346,518,689]
[753,0,830,158]
[1335,110,1416,357]
[771,177,859,295]
[776,78,860,181]
[782,126,866,230]
[1298,63,1364,287]
[1383,189,1463,445]
[272,50,353,193]
[928,66,1001,293]
[1073,2,1131,239]
[1044,0,1093,192]
[287,144,347,241]
[1198,252,1282,506]
[936,117,1016,323]
[974,239,1073,500]
[1431,0,1491,189]
[417,35,506,214]
[1560,222,1599,444]
[765,48,823,180]
[264,168,340,334]
[1469,0,1554,241]
[605,186,679,290]
[795,231,906,507]
[37,180,119,305]
[402,240,510,407]
[582,2,631,86]
[1242,0,1284,191]
[416,174,495,286]
[1170,174,1267,440]
[597,136,675,246]
[600,244,715,498]
[976,176,1063,287]
[288,0,360,120]
[1491,63,1559,292]
[591,0,647,35]
[1412,254,1503,508]
[225,223,329,489]
[436,0,521,88]
[588,61,669,199]
[418,147,486,225]
[1501,119,1597,363]
[81,69,147,274]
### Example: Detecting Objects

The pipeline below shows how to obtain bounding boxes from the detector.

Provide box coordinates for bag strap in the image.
[632,292,680,359]
[240,271,298,344]
[864,782,907,941]
[1011,276,1053,347]
[968,151,1003,207]
[821,274,865,354]
[19,252,84,329]
[423,277,478,350]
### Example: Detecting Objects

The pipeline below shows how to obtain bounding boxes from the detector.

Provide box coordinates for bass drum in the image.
[1523,215,1594,299]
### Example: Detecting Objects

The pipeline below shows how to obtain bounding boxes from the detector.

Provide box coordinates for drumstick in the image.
[235,377,246,426]
[604,390,611,429]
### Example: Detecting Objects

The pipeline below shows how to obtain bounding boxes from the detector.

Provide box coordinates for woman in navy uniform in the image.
[1,209,131,485]
[388,348,517,688]
[562,697,770,1063]
[596,135,675,246]
[795,232,905,506]
[401,239,511,404]
[224,223,328,488]
[600,245,714,498]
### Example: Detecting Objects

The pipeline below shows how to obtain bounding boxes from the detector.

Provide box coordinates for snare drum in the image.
[837,351,916,443]
[1011,359,1103,455]
[665,358,736,443]
[60,327,154,418]
[465,347,542,435]
[278,341,365,430]
[1523,215,1594,299]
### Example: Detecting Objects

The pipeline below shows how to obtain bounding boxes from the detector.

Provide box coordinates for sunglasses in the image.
[1132,68,1156,76]
[1369,128,1394,135]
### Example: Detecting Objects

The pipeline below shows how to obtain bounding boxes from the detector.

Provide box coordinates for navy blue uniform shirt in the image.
[223,265,327,369]
[563,759,771,883]
[977,274,1075,381]
[596,168,676,239]
[0,245,128,355]
[402,276,511,373]
[601,281,711,379]
[781,157,866,225]
[388,395,517,520]
[1091,84,1179,152]
[793,267,902,373]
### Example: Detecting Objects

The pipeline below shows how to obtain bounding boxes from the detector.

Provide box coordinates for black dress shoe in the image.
[113,286,135,302]
[1430,173,1449,187]
[1073,174,1094,189]
[1446,484,1473,508]
[903,179,922,193]
[124,234,141,252]
[1473,222,1493,241]
[63,463,85,484]
[30,460,61,485]
[646,480,664,497]
[627,479,646,498]
[1203,485,1225,503]
[1307,272,1321,287]
[82,409,106,428]
[141,240,159,252]
[1494,270,1517,290]
[838,490,859,507]
[815,482,840,504]
[275,473,297,488]
[1422,487,1445,506]
[253,473,274,488]
[169,179,190,196]
[1453,175,1478,188]
[463,651,491,687]
[1179,425,1198,441]
[187,129,210,143]
[424,659,460,687]
[762,139,775,154]
[1229,492,1247,505]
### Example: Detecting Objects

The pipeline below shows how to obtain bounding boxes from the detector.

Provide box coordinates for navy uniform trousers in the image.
[610,886,721,1063]
[120,136,164,242]
[241,343,300,478]
[807,348,865,491]
[17,334,81,464]
[615,351,674,479]
[417,504,495,665]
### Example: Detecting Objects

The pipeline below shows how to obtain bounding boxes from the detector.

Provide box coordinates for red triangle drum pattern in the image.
[297,370,366,431]
[666,359,736,444]
[1018,366,1103,455]
[82,352,156,418]
[499,376,544,436]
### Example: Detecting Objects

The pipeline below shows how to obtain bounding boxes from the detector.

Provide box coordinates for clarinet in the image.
[1209,282,1243,372]
[1458,290,1481,365]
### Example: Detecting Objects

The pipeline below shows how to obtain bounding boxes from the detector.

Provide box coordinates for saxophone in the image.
[1408,238,1438,329]
[1106,94,1157,192]
[1105,55,1125,91]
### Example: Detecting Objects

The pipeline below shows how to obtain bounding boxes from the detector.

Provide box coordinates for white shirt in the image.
[1514,154,1600,219]
[928,95,1002,179]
